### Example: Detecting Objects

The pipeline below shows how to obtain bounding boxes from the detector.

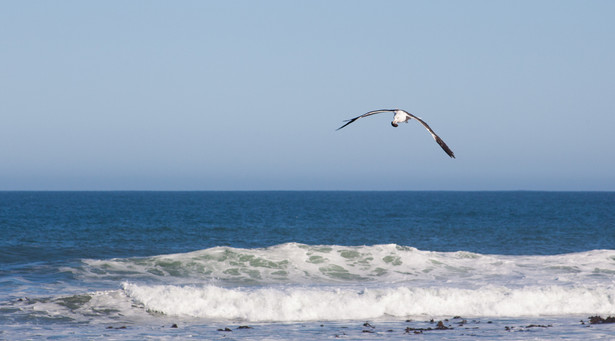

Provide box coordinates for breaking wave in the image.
[79,243,615,287]
[121,282,615,321]
[29,243,614,322]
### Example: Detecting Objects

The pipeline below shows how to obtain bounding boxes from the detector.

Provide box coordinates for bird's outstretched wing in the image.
[401,110,455,158]
[335,109,396,131]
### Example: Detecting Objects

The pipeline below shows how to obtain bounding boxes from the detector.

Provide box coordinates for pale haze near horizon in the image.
[1,1,614,191]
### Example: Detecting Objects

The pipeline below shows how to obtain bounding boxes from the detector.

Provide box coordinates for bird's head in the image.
[391,122,398,127]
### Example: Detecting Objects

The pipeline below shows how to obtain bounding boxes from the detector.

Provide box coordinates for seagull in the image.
[336,109,455,158]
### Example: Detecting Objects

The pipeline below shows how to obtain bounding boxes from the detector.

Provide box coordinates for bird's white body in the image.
[392,110,411,126]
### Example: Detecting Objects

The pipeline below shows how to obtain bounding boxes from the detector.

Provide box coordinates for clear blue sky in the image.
[1,1,614,190]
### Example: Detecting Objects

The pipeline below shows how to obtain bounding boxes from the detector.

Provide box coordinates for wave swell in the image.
[81,243,615,287]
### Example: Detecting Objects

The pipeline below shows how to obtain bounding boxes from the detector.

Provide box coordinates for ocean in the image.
[1,191,614,340]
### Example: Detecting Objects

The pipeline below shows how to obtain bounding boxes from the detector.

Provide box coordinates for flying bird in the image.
[337,109,455,158]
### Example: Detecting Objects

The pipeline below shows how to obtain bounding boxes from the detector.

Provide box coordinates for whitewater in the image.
[6,244,615,339]
[2,191,614,339]
[110,244,615,320]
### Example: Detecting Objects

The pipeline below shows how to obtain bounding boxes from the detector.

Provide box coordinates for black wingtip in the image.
[436,136,456,158]
[335,119,354,131]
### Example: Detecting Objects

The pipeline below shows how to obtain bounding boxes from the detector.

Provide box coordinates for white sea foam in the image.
[10,288,152,326]
[81,243,615,288]
[68,244,615,322]
[7,244,615,338]
[121,282,615,321]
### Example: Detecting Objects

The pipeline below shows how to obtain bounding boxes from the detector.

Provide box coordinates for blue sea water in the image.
[1,191,615,340]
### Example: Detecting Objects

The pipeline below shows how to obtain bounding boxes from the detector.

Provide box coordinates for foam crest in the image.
[82,244,615,287]
[122,282,615,321]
